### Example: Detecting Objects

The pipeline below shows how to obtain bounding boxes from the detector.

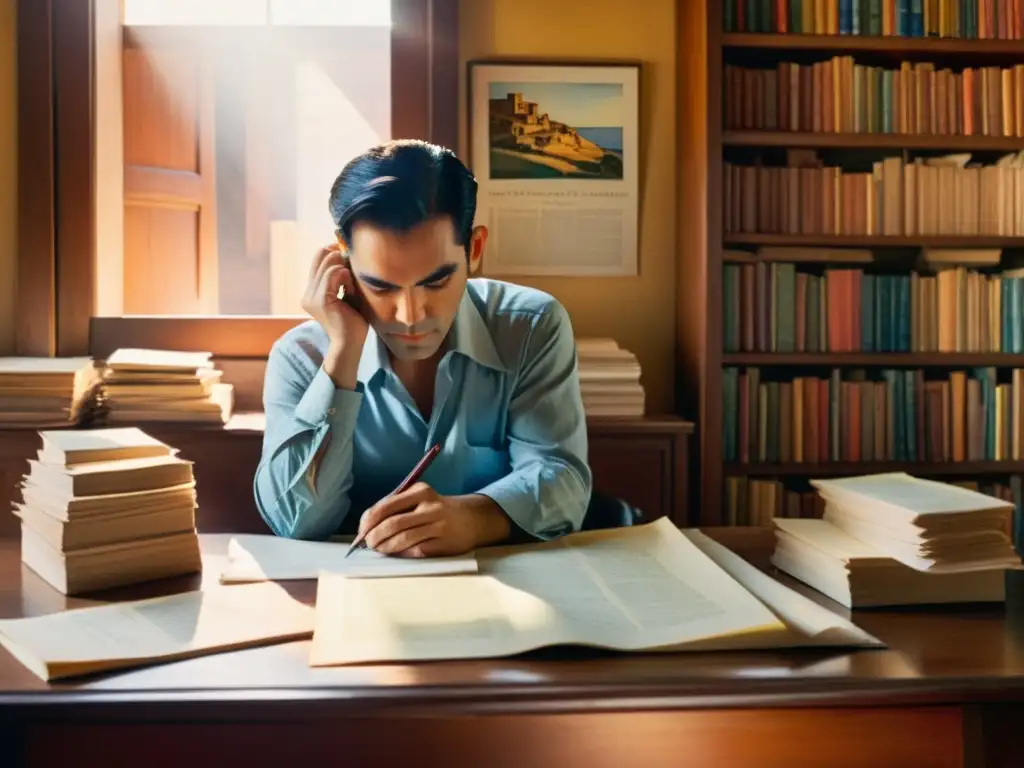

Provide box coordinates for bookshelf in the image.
[676,0,1024,526]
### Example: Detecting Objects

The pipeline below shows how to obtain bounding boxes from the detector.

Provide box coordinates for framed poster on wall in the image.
[467,61,640,276]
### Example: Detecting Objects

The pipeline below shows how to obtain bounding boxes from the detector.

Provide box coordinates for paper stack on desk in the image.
[12,427,202,595]
[772,518,1007,608]
[575,338,645,417]
[770,473,1021,608]
[101,348,234,425]
[0,357,104,427]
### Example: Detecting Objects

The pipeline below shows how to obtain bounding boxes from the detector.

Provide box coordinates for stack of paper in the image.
[101,348,234,425]
[814,473,1021,572]
[772,518,1007,608]
[13,427,202,595]
[770,472,1021,608]
[0,357,103,427]
[575,338,645,417]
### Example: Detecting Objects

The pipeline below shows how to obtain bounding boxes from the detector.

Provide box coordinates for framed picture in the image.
[467,61,640,277]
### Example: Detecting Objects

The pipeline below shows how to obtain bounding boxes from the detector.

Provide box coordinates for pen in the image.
[344,442,442,558]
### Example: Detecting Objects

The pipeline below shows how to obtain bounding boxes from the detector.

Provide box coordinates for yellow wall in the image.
[0,0,680,401]
[459,0,678,414]
[0,0,15,355]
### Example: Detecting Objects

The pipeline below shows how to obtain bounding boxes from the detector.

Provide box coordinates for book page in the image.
[683,530,884,649]
[219,534,479,583]
[823,512,1023,573]
[0,581,314,681]
[309,518,788,666]
[812,473,1013,517]
[487,520,787,651]
[105,348,213,370]
[0,357,94,373]
[775,518,889,563]
[39,427,174,462]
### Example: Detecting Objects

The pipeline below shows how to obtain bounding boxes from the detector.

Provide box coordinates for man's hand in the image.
[300,243,369,389]
[358,483,512,557]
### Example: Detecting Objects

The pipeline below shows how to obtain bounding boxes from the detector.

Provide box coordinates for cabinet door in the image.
[588,437,673,522]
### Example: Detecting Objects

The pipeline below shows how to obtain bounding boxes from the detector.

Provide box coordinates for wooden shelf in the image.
[677,11,1024,527]
[723,130,1024,151]
[722,32,1024,56]
[722,353,1024,366]
[725,461,1024,477]
[723,233,1024,248]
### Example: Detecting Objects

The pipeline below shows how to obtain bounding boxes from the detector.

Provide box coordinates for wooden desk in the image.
[0,415,694,538]
[1,529,1023,768]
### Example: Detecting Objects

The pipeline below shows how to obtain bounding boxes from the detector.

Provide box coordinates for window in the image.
[115,0,391,316]
[123,0,392,27]
[14,0,453,366]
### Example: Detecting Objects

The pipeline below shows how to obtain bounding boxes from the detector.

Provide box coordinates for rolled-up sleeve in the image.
[475,302,592,540]
[253,341,363,539]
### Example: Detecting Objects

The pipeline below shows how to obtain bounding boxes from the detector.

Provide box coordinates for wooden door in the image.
[122,31,217,314]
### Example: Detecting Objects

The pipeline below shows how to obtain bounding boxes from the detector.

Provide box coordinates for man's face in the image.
[345,216,485,362]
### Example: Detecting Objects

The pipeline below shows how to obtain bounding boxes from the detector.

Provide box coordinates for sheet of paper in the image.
[824,512,1023,573]
[309,518,791,666]
[0,581,314,681]
[219,534,479,583]
[683,530,884,649]
[812,473,1013,518]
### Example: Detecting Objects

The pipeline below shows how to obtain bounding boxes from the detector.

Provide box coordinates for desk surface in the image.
[1,530,1024,722]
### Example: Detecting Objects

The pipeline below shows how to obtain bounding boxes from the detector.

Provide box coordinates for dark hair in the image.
[328,139,478,255]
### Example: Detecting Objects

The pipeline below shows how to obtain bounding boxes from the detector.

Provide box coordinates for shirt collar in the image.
[448,289,507,373]
[355,289,506,384]
[356,328,388,385]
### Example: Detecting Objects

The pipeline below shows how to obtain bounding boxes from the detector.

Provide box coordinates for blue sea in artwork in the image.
[574,127,623,152]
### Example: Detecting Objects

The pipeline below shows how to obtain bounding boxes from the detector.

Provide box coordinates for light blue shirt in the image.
[253,278,592,541]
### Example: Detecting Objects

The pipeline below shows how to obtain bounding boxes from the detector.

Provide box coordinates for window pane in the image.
[270,0,391,27]
[118,18,391,315]
[123,0,268,26]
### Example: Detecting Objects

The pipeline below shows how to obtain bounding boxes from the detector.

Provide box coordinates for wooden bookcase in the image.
[677,1,1024,525]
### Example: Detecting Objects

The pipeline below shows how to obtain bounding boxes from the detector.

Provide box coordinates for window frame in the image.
[16,0,459,360]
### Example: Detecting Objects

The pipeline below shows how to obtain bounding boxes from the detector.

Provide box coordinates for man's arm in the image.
[253,342,362,539]
[474,302,592,540]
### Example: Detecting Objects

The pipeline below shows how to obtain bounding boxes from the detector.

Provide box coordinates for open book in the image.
[0,581,315,681]
[310,518,883,666]
[219,535,479,582]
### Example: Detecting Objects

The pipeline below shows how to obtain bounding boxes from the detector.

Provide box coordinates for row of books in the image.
[724,0,1015,40]
[724,59,1024,138]
[722,256,1024,354]
[576,338,645,417]
[0,350,234,428]
[724,153,1024,237]
[722,366,1024,464]
[724,472,1022,528]
[771,473,1021,609]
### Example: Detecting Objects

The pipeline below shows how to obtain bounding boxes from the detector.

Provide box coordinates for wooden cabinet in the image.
[0,416,693,538]
[587,417,692,527]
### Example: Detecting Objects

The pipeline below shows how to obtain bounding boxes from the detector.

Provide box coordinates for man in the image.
[253,139,592,557]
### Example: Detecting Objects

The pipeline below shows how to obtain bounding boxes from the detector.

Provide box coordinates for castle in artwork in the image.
[487,91,623,178]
